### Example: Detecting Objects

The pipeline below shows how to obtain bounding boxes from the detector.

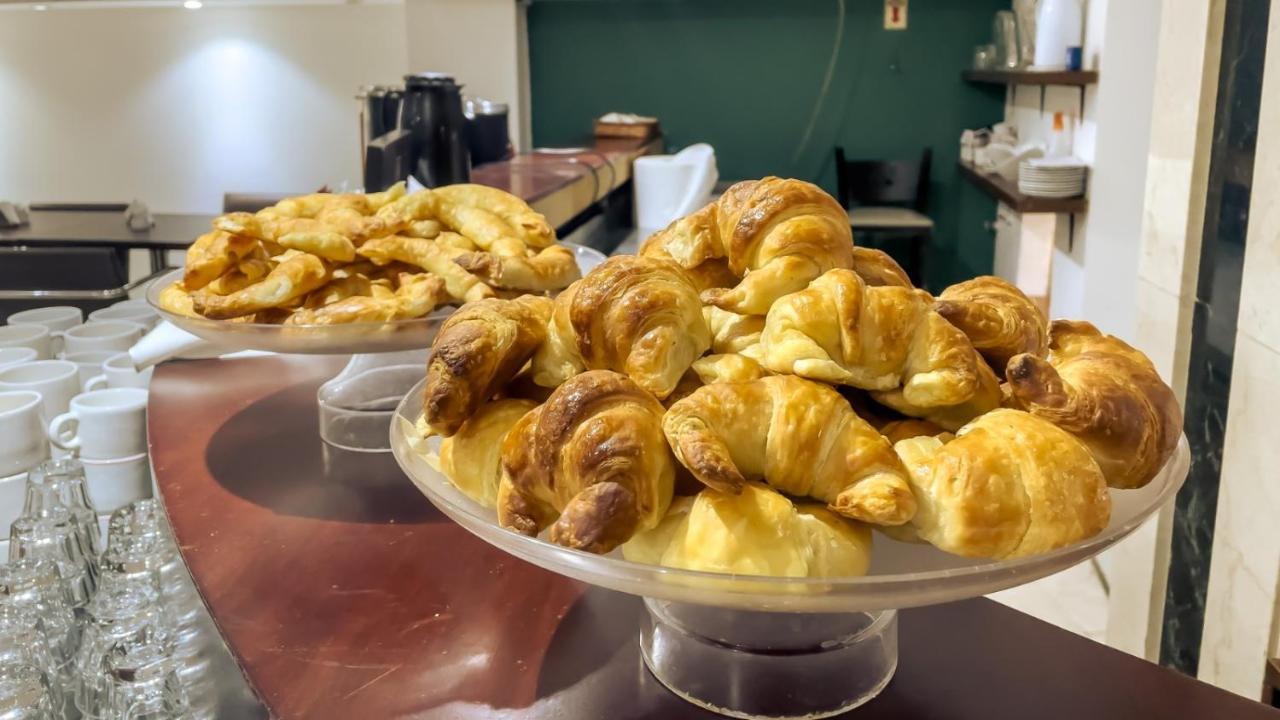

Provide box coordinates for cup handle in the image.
[48,411,81,452]
[50,330,66,358]
[84,374,109,392]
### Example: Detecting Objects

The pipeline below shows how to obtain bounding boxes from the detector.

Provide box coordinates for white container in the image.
[0,392,48,476]
[0,325,53,360]
[0,360,81,423]
[85,353,153,391]
[49,388,148,460]
[1033,0,1082,70]
[0,348,37,372]
[8,306,83,356]
[62,321,144,356]
[63,351,120,390]
[89,305,159,330]
[81,453,151,513]
[633,143,717,233]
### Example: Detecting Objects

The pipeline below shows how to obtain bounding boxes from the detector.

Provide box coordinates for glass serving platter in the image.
[390,379,1191,719]
[145,243,608,355]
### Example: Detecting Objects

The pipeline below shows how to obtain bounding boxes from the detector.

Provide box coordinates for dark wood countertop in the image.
[148,355,1279,720]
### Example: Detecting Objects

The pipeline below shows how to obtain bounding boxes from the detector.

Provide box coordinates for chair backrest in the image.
[223,193,292,214]
[834,147,932,212]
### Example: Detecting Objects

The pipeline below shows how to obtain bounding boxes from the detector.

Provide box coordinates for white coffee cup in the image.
[48,388,148,460]
[85,353,153,391]
[0,348,38,371]
[0,471,29,539]
[8,306,84,356]
[62,321,144,356]
[0,360,81,423]
[0,324,53,360]
[63,351,120,390]
[0,391,49,476]
[81,453,152,513]
[89,305,158,330]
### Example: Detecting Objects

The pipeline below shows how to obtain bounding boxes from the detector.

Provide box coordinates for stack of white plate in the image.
[1018,157,1088,198]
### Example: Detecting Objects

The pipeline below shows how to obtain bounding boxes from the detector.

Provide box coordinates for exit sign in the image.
[885,0,907,30]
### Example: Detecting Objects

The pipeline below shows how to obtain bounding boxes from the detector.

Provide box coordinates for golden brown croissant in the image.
[622,483,873,578]
[638,233,739,292]
[423,295,553,436]
[759,269,993,422]
[690,353,768,385]
[892,409,1111,559]
[438,398,537,508]
[879,419,954,445]
[453,245,581,291]
[704,306,764,354]
[935,276,1048,374]
[530,255,710,399]
[643,178,854,314]
[663,375,916,526]
[498,370,676,553]
[851,246,912,288]
[870,350,1002,431]
[1004,320,1182,489]
[191,253,331,320]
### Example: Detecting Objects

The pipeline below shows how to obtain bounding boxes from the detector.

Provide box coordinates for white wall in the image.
[0,4,408,213]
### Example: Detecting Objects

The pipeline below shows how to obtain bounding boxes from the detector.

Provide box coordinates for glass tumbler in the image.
[0,663,56,720]
[73,582,171,716]
[101,644,190,720]
[0,560,78,688]
[25,459,101,556]
[9,509,97,610]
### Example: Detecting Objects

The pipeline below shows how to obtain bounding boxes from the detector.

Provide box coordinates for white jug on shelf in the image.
[633,143,718,233]
[1033,0,1082,71]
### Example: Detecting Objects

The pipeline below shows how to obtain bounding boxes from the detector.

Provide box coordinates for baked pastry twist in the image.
[622,483,872,578]
[663,375,916,526]
[190,253,330,320]
[1005,320,1182,489]
[437,398,538,508]
[892,409,1111,559]
[531,255,710,399]
[423,295,553,436]
[935,276,1048,374]
[498,370,676,553]
[759,269,994,425]
[453,245,581,292]
[643,177,854,314]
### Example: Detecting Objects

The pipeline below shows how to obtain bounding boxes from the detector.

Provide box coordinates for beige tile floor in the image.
[987,560,1109,642]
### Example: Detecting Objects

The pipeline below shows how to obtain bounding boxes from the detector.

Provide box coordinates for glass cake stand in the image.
[146,244,607,451]
[390,380,1191,719]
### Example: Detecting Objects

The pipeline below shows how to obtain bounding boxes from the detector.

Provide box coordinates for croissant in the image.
[530,255,710,399]
[1005,320,1182,489]
[643,178,854,314]
[498,370,676,553]
[690,353,768,385]
[851,247,912,288]
[892,409,1110,559]
[423,295,553,436]
[638,233,739,292]
[622,483,873,578]
[704,306,764,354]
[879,419,954,445]
[935,276,1048,374]
[438,398,538,508]
[453,245,581,292]
[870,352,1002,432]
[663,375,916,526]
[191,253,330,320]
[759,269,991,415]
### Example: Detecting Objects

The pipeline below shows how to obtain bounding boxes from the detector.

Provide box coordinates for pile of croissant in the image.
[156,183,581,325]
[416,176,1183,579]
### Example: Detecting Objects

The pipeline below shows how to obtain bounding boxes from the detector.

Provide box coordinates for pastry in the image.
[870,351,1002,431]
[431,184,555,248]
[690,353,768,384]
[879,419,955,444]
[358,235,494,303]
[182,231,258,291]
[643,177,854,314]
[190,253,331,320]
[935,276,1048,374]
[892,408,1110,559]
[531,255,711,399]
[453,245,582,291]
[622,483,873,578]
[498,370,676,553]
[439,398,538,508]
[638,233,739,292]
[851,247,912,288]
[1005,320,1182,489]
[704,306,764,354]
[423,295,553,436]
[759,269,994,424]
[663,375,916,526]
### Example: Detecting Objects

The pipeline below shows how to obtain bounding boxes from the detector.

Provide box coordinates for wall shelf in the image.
[962,69,1098,86]
[958,161,1088,214]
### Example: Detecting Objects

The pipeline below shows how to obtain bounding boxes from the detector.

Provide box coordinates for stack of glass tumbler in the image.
[0,459,212,719]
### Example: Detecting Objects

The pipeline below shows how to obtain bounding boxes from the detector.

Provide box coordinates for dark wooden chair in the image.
[834,147,934,285]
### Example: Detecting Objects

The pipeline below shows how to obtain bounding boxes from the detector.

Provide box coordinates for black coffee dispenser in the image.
[364,72,470,192]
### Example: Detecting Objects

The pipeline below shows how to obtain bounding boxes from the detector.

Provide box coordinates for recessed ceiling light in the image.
[33,4,47,9]
[183,0,202,8]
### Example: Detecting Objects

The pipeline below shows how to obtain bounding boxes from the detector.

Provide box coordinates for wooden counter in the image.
[149,355,1280,720]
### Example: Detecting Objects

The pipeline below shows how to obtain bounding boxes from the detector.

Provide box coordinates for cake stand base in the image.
[640,599,897,719]
[317,351,427,452]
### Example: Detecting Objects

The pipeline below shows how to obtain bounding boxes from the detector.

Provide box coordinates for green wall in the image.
[527,0,1008,289]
